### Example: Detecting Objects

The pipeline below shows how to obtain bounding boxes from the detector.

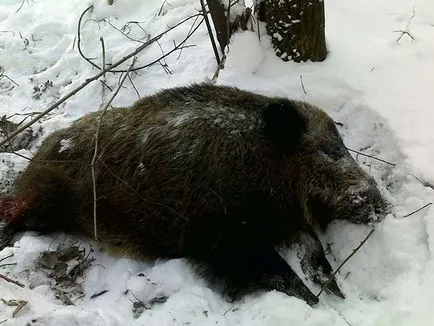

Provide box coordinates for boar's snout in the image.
[339,178,389,224]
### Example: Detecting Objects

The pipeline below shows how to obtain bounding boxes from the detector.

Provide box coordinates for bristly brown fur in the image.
[0,84,388,305]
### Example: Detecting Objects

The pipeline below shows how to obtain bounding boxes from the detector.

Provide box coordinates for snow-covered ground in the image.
[0,0,434,325]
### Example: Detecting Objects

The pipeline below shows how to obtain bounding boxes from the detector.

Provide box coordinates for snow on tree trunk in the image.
[263,0,327,62]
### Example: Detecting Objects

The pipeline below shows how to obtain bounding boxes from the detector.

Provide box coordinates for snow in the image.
[1,0,434,325]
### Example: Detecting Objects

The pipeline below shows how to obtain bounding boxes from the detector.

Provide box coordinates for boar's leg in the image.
[295,230,345,299]
[205,243,319,306]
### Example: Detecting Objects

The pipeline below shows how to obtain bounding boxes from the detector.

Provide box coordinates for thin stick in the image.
[0,27,165,149]
[77,6,98,69]
[100,37,107,105]
[0,273,25,288]
[91,58,136,240]
[90,289,109,299]
[128,74,140,99]
[0,263,17,268]
[1,14,203,149]
[77,6,202,73]
[15,0,26,13]
[402,202,432,218]
[0,254,13,264]
[410,174,434,190]
[129,17,204,72]
[0,12,205,149]
[299,75,307,95]
[12,300,28,317]
[100,37,106,77]
[317,228,375,298]
[346,148,396,166]
[200,0,220,65]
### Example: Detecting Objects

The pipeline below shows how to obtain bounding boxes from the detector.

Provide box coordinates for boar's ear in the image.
[262,100,307,154]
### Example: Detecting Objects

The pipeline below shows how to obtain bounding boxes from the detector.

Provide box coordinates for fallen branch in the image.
[0,11,207,149]
[346,148,396,166]
[317,228,375,298]
[2,299,28,317]
[402,202,432,218]
[0,273,25,288]
[0,23,168,149]
[13,300,28,317]
[300,75,307,95]
[91,57,136,240]
[394,6,416,43]
[90,289,109,299]
[0,254,13,264]
[77,5,203,73]
[410,174,434,191]
[0,66,19,87]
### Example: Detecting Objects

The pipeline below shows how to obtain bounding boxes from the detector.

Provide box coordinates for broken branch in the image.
[0,273,25,288]
[317,228,375,298]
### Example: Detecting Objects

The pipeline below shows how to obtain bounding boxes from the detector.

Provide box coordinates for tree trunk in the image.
[262,0,327,62]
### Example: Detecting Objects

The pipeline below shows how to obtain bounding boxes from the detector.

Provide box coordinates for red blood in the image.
[0,195,31,223]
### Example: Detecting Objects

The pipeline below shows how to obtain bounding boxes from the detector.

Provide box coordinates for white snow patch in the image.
[59,138,72,153]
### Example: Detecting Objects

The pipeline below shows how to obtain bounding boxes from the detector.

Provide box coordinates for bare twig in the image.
[324,303,353,326]
[0,23,164,149]
[77,5,203,73]
[0,263,17,268]
[155,40,172,74]
[402,202,432,218]
[128,74,140,99]
[223,305,237,316]
[91,58,136,240]
[394,6,416,43]
[128,17,204,72]
[77,6,99,69]
[100,80,113,92]
[410,174,434,190]
[394,30,414,42]
[104,19,149,44]
[90,289,109,299]
[200,0,221,65]
[0,273,25,288]
[100,37,107,104]
[346,148,396,166]
[100,37,106,76]
[15,0,28,14]
[0,67,19,87]
[12,300,28,317]
[158,0,167,16]
[317,228,375,298]
[0,254,13,264]
[175,13,201,60]
[299,75,307,95]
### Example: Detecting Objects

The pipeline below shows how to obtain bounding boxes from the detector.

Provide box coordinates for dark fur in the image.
[0,84,388,305]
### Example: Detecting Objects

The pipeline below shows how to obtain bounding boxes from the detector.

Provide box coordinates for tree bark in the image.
[263,0,327,62]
